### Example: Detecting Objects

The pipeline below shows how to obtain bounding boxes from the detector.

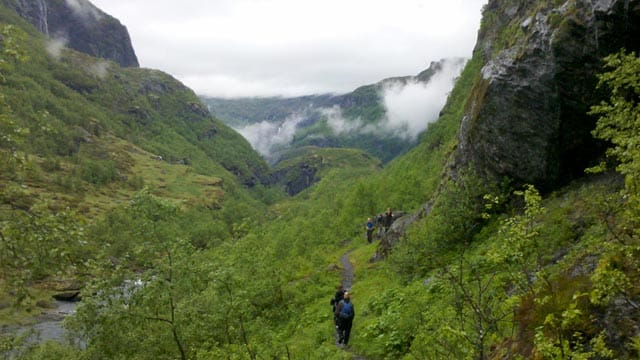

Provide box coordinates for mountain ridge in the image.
[202,58,466,165]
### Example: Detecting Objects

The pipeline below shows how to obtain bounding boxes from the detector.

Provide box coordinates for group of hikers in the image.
[366,207,394,243]
[330,285,354,346]
[328,208,394,348]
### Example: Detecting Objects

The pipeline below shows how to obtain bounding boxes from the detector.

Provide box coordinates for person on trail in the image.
[384,207,393,233]
[335,292,355,346]
[376,213,384,236]
[366,217,374,243]
[330,285,345,329]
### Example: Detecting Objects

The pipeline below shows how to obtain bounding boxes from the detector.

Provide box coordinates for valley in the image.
[2,0,640,359]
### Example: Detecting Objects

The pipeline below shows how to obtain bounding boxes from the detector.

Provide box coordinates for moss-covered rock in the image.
[455,0,640,190]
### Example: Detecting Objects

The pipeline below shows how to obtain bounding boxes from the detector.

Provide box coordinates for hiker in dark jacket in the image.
[334,292,355,346]
[384,207,393,232]
[376,213,384,236]
[330,285,345,328]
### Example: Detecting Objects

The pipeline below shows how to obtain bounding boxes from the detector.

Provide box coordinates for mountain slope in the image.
[202,58,466,164]
[0,3,271,191]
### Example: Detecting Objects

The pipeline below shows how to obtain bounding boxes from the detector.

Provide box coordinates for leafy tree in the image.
[588,51,640,308]
[71,192,195,359]
[590,50,640,213]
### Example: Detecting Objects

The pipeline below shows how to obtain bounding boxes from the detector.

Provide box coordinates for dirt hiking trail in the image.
[338,250,367,360]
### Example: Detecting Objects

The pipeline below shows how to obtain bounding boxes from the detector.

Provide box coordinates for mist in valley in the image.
[231,58,466,161]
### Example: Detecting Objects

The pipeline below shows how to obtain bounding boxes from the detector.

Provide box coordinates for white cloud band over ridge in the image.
[236,58,467,160]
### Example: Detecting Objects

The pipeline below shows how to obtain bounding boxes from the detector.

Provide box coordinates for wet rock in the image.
[7,0,139,67]
[36,300,56,309]
[454,0,640,190]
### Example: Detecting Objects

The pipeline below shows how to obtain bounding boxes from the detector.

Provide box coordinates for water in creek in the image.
[29,300,78,342]
[1,299,78,345]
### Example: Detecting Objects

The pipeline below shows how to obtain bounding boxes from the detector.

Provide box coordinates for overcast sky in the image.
[89,0,487,98]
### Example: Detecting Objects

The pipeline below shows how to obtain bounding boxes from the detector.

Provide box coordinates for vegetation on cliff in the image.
[3,1,640,360]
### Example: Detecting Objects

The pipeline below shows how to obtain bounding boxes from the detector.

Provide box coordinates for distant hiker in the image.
[335,292,355,346]
[384,207,393,232]
[330,285,345,329]
[366,217,374,243]
[376,213,384,236]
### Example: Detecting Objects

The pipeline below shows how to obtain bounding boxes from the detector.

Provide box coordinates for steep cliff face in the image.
[455,0,640,190]
[5,0,138,67]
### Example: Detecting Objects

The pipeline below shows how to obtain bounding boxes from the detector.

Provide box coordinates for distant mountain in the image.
[201,58,466,164]
[4,0,139,67]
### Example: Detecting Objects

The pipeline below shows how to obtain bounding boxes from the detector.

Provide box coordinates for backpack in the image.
[339,301,354,319]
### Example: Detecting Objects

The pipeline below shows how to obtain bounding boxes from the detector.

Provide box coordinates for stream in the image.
[1,299,79,345]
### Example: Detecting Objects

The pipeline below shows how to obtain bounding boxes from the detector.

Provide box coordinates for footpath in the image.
[338,250,367,360]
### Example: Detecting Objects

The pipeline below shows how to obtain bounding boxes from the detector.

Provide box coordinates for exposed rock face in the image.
[455,0,640,190]
[7,0,139,67]
[270,162,320,196]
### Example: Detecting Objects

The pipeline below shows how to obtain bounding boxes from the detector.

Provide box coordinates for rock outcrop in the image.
[376,0,640,261]
[454,0,640,190]
[6,0,139,67]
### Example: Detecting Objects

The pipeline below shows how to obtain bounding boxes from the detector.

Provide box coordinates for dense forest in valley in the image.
[2,0,640,359]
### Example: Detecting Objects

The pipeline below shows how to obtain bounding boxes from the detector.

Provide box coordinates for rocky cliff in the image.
[4,0,138,67]
[455,0,640,190]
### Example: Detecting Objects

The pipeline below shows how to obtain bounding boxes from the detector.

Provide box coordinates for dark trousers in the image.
[366,229,373,243]
[338,318,353,345]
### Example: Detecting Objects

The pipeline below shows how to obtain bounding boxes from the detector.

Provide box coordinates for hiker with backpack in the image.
[366,217,374,243]
[330,285,345,329]
[334,292,355,346]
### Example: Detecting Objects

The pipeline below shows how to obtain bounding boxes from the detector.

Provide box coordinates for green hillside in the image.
[3,1,640,360]
[0,3,279,319]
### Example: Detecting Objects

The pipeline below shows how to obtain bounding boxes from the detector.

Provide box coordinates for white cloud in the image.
[87,61,110,79]
[382,59,466,139]
[322,106,364,135]
[88,0,487,97]
[320,59,467,140]
[235,114,305,161]
[46,37,67,60]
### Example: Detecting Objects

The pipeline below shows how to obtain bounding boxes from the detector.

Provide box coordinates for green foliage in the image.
[585,54,640,355]
[76,158,118,185]
[0,24,27,79]
[388,170,500,281]
[6,3,640,360]
[0,198,87,303]
[13,341,82,360]
[590,50,640,210]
